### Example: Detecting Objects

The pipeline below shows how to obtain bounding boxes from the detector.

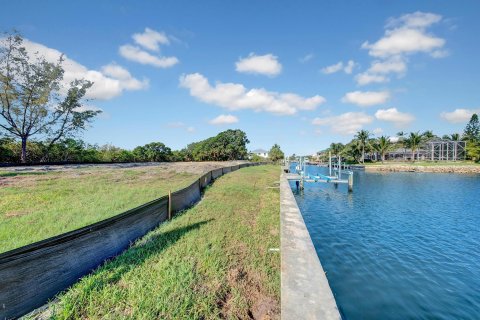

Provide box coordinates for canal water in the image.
[290,165,480,319]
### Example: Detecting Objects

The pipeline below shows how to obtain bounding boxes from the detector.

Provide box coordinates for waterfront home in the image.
[250,148,269,158]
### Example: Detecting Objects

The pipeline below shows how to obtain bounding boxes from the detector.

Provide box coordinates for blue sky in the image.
[2,0,480,155]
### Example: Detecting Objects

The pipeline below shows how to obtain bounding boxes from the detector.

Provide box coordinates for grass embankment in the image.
[0,167,197,253]
[38,165,280,319]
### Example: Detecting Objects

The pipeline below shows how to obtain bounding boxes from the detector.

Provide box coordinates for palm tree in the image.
[375,136,393,163]
[405,132,423,162]
[422,130,435,140]
[355,130,371,163]
[344,140,363,163]
[397,131,406,161]
[329,142,344,159]
[451,133,461,141]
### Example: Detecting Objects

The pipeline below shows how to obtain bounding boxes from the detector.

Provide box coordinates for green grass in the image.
[37,165,280,319]
[0,167,198,253]
[363,161,480,166]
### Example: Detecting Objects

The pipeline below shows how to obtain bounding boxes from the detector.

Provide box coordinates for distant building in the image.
[250,148,269,158]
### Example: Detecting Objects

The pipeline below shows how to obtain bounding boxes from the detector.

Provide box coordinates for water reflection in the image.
[290,165,480,319]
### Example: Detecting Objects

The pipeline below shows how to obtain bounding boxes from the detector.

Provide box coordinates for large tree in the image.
[269,144,284,162]
[133,142,172,162]
[463,114,480,161]
[463,114,480,141]
[187,129,249,161]
[0,32,100,163]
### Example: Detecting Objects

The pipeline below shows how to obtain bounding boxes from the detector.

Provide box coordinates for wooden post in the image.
[348,172,353,192]
[168,190,172,220]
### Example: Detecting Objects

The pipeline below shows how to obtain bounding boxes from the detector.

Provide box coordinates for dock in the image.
[285,153,354,191]
[285,173,349,184]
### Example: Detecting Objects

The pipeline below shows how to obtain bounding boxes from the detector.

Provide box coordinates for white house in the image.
[250,149,269,158]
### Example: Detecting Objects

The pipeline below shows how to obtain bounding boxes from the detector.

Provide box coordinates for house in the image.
[250,149,269,158]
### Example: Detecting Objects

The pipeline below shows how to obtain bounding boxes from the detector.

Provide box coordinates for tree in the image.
[466,141,480,162]
[329,142,344,158]
[374,136,393,163]
[397,131,407,161]
[463,114,480,141]
[405,132,423,162]
[187,129,249,161]
[0,137,16,162]
[463,114,480,161]
[0,32,100,163]
[269,144,284,162]
[355,130,371,163]
[133,142,172,162]
[422,130,436,140]
[343,140,363,164]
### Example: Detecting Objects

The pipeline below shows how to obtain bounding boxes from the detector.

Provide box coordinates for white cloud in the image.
[15,39,147,100]
[186,126,195,133]
[431,50,449,58]
[119,44,179,68]
[179,73,326,115]
[356,12,446,85]
[344,60,356,74]
[132,28,169,51]
[355,72,390,86]
[372,127,383,135]
[321,60,356,74]
[368,56,407,74]
[440,108,480,123]
[341,91,390,107]
[312,112,374,135]
[375,108,415,127]
[386,11,442,29]
[101,63,149,90]
[355,73,389,86]
[299,53,314,63]
[321,62,343,74]
[235,53,282,77]
[362,20,445,58]
[209,114,239,125]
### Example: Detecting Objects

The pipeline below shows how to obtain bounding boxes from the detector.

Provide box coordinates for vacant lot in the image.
[0,162,242,253]
[33,165,280,319]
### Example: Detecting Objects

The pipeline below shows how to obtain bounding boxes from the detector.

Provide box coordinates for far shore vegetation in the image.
[311,114,480,165]
[31,165,280,319]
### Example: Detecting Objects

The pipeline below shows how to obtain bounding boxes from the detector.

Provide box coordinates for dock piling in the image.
[348,172,353,192]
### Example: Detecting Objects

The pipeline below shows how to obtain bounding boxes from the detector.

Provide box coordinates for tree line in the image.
[0,129,251,164]
[322,114,480,163]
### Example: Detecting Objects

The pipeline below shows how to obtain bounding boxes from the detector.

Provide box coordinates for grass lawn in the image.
[35,165,280,319]
[0,167,198,253]
[363,161,480,166]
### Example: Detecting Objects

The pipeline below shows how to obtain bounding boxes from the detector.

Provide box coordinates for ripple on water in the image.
[292,166,480,320]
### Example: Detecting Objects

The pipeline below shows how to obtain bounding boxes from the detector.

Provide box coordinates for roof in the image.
[251,149,268,153]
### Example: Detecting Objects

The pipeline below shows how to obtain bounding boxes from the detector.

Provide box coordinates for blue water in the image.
[290,165,480,319]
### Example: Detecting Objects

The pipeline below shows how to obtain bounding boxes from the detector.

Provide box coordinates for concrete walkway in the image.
[280,173,341,320]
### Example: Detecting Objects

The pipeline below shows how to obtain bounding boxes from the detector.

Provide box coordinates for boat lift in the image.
[286,152,354,192]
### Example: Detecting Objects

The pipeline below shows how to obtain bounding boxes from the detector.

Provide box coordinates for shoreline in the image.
[365,164,480,174]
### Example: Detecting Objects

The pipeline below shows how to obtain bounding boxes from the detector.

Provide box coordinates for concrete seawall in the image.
[280,173,340,320]
[365,164,480,174]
